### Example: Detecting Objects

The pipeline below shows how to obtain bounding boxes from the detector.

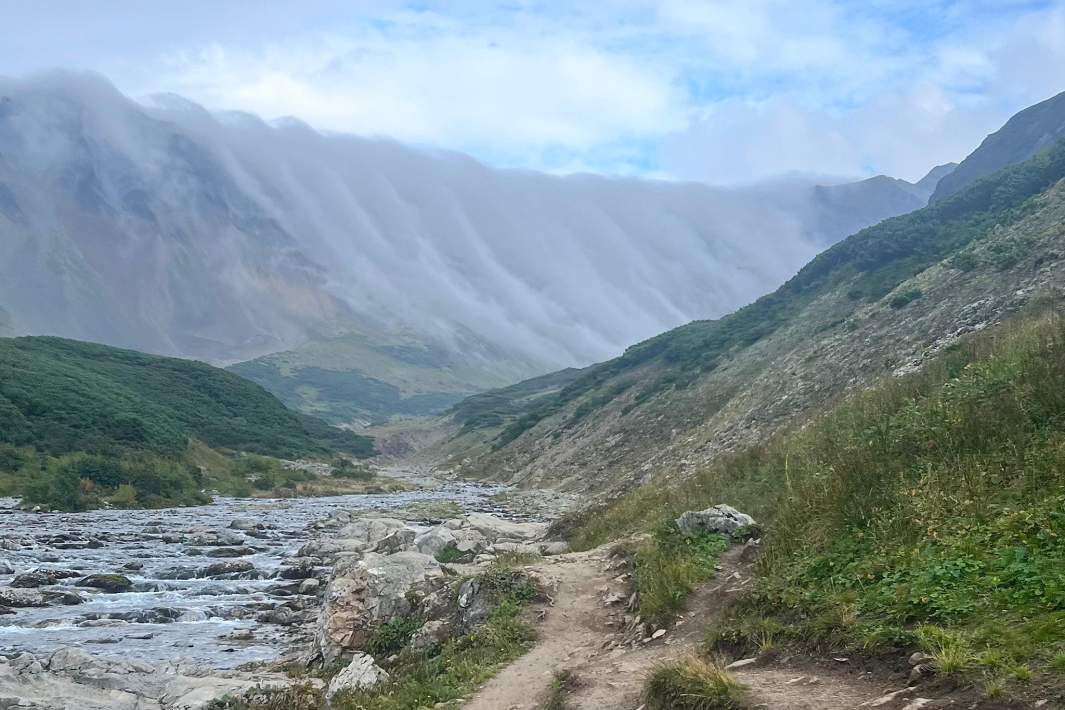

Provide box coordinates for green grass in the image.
[567,313,1065,694]
[642,654,747,710]
[625,525,730,627]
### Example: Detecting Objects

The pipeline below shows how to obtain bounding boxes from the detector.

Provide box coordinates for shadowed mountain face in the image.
[0,72,952,420]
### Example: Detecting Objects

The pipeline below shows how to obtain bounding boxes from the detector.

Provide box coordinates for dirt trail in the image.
[462,545,943,710]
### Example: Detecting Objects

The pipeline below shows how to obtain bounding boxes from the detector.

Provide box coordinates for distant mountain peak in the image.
[931,90,1065,202]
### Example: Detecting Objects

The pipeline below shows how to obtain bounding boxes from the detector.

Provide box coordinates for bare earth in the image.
[463,546,951,710]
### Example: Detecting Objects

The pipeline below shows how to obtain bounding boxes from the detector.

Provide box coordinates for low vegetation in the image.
[642,654,747,710]
[333,566,541,710]
[614,525,729,627]
[565,313,1065,698]
[538,669,579,710]
[0,336,376,509]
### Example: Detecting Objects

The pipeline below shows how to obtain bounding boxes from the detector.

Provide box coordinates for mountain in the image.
[0,336,374,459]
[804,163,956,248]
[931,90,1065,202]
[0,72,939,421]
[436,132,1065,492]
[228,328,537,425]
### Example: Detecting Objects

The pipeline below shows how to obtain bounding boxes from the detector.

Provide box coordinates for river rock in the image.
[372,528,416,555]
[299,578,320,595]
[414,526,457,557]
[0,587,49,607]
[0,647,300,710]
[202,560,255,578]
[229,517,260,531]
[316,551,443,662]
[465,513,547,543]
[11,568,81,588]
[79,574,134,593]
[675,504,758,538]
[278,558,321,580]
[325,652,390,699]
[206,546,256,558]
[0,560,14,574]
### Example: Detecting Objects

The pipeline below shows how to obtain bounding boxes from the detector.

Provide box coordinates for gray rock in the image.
[78,574,133,593]
[408,619,450,652]
[11,568,80,588]
[0,587,49,607]
[675,505,757,537]
[316,551,443,663]
[298,578,320,595]
[373,528,416,555]
[414,526,457,557]
[325,652,389,700]
[539,541,570,556]
[465,513,547,543]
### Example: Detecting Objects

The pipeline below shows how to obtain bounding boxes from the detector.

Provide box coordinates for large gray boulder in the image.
[675,504,757,537]
[325,653,390,700]
[316,551,443,662]
[465,513,547,543]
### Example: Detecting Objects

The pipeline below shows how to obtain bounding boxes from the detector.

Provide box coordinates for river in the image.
[0,480,507,670]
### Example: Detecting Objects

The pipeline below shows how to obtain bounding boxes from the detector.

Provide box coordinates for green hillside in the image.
[565,313,1065,701]
[440,132,1065,493]
[0,336,374,458]
[0,337,374,509]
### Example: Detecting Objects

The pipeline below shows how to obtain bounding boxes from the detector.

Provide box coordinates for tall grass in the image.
[642,654,747,710]
[570,314,1065,682]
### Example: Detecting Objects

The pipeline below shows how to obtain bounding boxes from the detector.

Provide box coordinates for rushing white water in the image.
[0,484,505,669]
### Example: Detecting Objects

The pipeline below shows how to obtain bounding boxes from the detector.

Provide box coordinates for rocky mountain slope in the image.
[437,128,1065,492]
[0,72,949,421]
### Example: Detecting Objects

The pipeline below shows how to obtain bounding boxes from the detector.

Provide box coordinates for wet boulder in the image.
[205,546,256,558]
[11,568,81,588]
[201,560,256,578]
[0,587,49,607]
[78,574,134,593]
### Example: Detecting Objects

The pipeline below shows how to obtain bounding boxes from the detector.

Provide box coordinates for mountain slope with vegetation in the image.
[932,90,1065,202]
[439,133,1065,493]
[564,312,1065,703]
[229,328,537,425]
[0,337,374,509]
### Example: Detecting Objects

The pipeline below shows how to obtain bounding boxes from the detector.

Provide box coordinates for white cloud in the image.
[156,17,688,172]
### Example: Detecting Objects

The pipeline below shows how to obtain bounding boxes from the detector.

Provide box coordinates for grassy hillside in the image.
[0,336,374,509]
[564,313,1065,701]
[440,135,1065,492]
[0,336,374,458]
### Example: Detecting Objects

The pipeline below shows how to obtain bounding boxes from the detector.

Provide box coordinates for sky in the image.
[2,0,1065,184]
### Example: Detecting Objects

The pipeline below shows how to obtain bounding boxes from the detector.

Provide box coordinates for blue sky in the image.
[3,0,1064,183]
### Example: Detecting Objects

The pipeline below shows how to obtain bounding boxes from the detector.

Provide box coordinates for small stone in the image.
[725,657,758,670]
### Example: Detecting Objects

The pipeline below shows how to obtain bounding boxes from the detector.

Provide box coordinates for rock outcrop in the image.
[316,551,444,662]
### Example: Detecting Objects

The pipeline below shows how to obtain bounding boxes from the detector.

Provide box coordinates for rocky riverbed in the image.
[0,475,568,709]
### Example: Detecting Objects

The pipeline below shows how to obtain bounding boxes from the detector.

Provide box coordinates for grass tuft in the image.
[642,654,747,710]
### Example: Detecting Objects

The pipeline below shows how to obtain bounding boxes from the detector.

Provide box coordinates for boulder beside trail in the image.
[675,505,758,538]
